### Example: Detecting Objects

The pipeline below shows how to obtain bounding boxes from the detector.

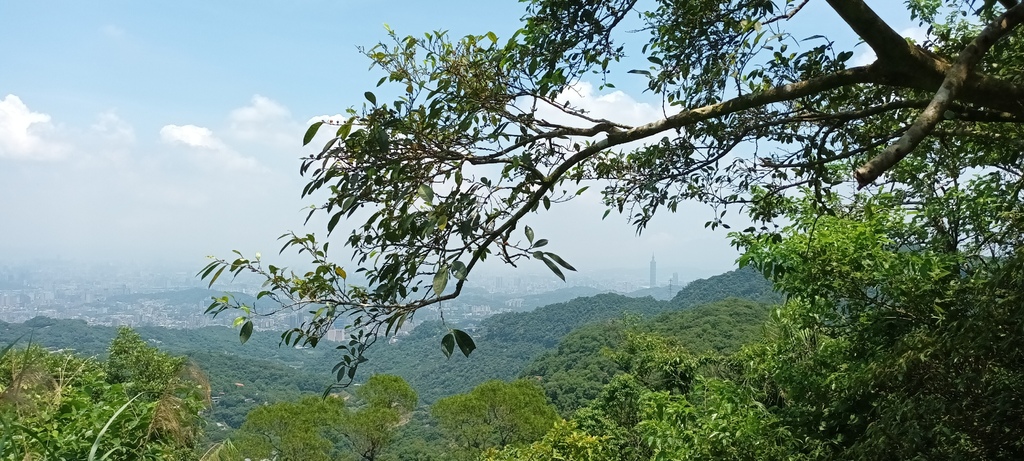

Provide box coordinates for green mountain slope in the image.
[520,297,774,414]
[361,268,776,403]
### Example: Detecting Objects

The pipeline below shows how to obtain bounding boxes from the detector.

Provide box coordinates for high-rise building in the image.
[650,255,657,288]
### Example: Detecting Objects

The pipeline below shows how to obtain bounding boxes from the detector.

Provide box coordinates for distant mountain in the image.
[670,266,780,307]
[515,286,606,310]
[622,285,679,300]
[361,266,779,403]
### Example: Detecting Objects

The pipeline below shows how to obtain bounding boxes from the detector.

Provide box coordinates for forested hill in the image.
[521,297,773,415]
[484,266,775,347]
[360,267,776,402]
[670,266,780,307]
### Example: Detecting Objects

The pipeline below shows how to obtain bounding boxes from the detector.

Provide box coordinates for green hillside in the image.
[361,268,775,403]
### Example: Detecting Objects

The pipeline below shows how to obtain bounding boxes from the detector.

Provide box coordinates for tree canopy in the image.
[201,0,1024,386]
[432,379,558,460]
[0,329,210,460]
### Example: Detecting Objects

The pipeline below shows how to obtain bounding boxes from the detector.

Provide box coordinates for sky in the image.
[0,1,921,283]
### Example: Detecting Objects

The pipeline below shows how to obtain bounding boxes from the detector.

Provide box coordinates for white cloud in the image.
[160,124,226,150]
[227,95,299,148]
[230,95,290,124]
[160,123,263,172]
[537,81,664,128]
[853,26,930,67]
[91,111,135,145]
[0,97,308,267]
[0,94,67,160]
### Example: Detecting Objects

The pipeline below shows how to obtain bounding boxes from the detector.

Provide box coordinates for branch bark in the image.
[854,3,1024,188]
[824,0,915,62]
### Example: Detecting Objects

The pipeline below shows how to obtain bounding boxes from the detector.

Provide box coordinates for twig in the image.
[765,0,812,25]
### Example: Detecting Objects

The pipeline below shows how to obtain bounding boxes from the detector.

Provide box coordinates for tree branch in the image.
[824,0,916,62]
[855,3,1024,188]
[764,0,811,25]
[607,67,877,144]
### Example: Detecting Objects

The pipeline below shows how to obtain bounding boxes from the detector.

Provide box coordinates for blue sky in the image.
[0,1,920,282]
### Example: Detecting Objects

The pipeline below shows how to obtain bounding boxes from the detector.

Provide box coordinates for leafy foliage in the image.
[0,329,209,460]
[522,298,773,415]
[233,374,417,461]
[432,379,559,460]
[497,191,1024,459]
[233,395,347,461]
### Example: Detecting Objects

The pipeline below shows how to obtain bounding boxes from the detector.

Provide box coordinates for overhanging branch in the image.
[854,3,1024,188]
[825,0,915,63]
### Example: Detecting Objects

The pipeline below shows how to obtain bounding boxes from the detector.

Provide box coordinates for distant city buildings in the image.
[650,255,657,288]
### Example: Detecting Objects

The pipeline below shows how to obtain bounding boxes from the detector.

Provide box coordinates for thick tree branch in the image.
[855,3,1024,188]
[825,0,916,62]
[608,67,876,144]
[821,0,1024,116]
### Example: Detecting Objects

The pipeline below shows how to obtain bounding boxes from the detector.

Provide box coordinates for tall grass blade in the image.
[89,394,141,461]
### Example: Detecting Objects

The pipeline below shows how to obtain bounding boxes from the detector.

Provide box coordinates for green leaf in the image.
[536,253,566,281]
[546,252,577,271]
[337,119,354,139]
[417,184,435,203]
[327,212,343,234]
[365,91,377,105]
[441,332,455,359]
[207,265,226,288]
[240,320,253,344]
[303,121,324,146]
[433,268,449,296]
[525,225,535,244]
[452,329,476,357]
[198,261,218,279]
[451,260,468,280]
[533,239,548,248]
[90,395,141,461]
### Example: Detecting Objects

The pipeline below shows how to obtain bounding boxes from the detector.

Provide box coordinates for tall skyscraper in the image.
[650,255,657,288]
